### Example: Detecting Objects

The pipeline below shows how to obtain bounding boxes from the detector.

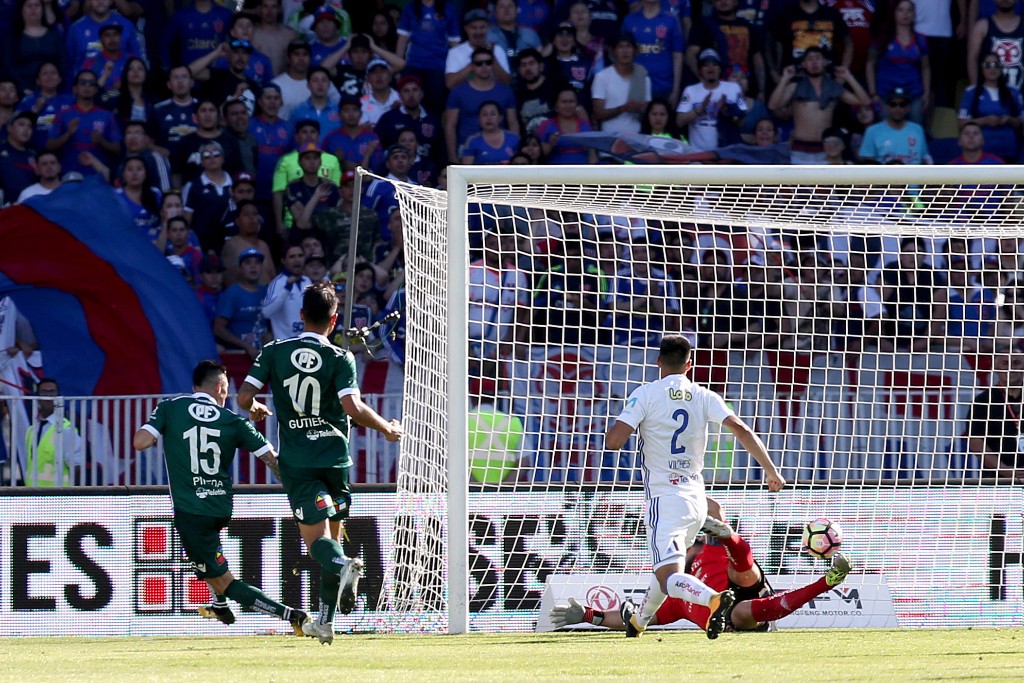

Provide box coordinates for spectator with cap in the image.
[858,86,930,164]
[949,122,1006,164]
[445,47,519,162]
[285,140,343,231]
[253,0,299,75]
[360,57,400,125]
[211,12,276,84]
[223,97,259,176]
[190,38,266,108]
[248,85,291,202]
[545,21,597,110]
[46,69,122,178]
[262,242,313,339]
[272,40,340,119]
[446,8,512,90]
[375,74,444,164]
[154,66,198,164]
[287,66,341,142]
[80,23,135,100]
[165,215,203,285]
[162,0,233,69]
[174,99,243,185]
[364,143,412,239]
[214,247,269,359]
[65,0,142,74]
[16,149,60,203]
[622,0,686,104]
[323,95,382,171]
[676,48,747,151]
[396,0,462,114]
[592,33,651,135]
[322,33,370,98]
[288,2,351,43]
[223,199,277,286]
[182,140,234,252]
[309,4,348,66]
[822,125,854,164]
[489,0,542,75]
[271,118,342,235]
[195,253,226,328]
[0,110,38,207]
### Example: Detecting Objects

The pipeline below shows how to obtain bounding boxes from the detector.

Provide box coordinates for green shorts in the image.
[174,511,230,580]
[279,462,351,524]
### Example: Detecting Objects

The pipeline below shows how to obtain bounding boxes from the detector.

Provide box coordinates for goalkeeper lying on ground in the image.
[550,511,852,634]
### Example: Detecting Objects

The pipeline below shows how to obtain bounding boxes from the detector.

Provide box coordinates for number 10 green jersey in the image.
[244,331,359,468]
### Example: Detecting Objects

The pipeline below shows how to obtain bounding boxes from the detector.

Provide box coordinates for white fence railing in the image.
[0,393,402,487]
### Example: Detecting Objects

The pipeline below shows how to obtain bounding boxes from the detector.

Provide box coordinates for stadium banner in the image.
[536,574,898,632]
[0,488,1020,635]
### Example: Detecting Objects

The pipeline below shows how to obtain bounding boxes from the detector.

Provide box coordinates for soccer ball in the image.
[801,518,843,559]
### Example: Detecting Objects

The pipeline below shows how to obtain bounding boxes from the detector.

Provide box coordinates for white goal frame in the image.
[442,164,1024,635]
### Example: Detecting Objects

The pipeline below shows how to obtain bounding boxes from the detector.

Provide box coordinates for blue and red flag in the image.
[0,178,217,395]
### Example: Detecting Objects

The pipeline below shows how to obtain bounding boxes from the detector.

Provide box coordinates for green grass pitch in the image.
[3,629,1022,682]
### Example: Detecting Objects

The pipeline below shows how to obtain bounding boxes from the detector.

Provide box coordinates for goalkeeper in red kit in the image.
[550,513,852,633]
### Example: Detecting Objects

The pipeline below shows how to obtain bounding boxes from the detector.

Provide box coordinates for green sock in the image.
[318,571,340,625]
[224,580,291,619]
[310,537,345,576]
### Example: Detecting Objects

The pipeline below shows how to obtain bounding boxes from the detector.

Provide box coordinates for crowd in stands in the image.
[4,0,1024,484]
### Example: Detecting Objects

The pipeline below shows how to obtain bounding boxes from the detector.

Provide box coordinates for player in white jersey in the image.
[605,335,785,639]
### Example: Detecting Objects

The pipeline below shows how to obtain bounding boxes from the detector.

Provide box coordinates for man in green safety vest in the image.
[23,378,83,486]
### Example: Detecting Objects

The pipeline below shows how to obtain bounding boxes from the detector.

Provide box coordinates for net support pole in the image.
[446,168,470,635]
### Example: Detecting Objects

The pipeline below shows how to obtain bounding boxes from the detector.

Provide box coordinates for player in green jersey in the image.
[237,282,403,644]
[133,360,310,635]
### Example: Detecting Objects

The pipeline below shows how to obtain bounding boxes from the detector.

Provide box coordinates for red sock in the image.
[749,577,830,622]
[721,533,755,573]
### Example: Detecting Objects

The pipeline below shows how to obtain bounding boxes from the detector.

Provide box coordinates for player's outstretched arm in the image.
[237,382,274,422]
[605,420,635,451]
[723,415,786,491]
[132,428,157,451]
[342,394,403,442]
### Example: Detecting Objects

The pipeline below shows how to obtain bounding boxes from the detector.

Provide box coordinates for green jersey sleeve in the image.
[244,344,272,390]
[141,400,168,439]
[237,415,272,456]
[335,349,359,400]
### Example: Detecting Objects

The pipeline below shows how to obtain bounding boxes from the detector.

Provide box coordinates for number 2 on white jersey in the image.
[671,408,689,454]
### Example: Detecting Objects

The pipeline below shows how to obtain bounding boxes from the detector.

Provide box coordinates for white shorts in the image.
[645,494,708,570]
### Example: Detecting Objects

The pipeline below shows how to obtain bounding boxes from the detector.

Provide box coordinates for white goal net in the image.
[372,165,1024,633]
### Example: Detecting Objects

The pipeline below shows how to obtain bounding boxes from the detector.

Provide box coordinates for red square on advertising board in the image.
[187,576,211,606]
[141,525,168,557]
[141,575,169,607]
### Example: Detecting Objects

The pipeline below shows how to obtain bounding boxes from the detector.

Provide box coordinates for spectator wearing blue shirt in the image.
[0,111,37,207]
[958,54,1024,163]
[444,47,519,161]
[153,65,198,163]
[287,66,341,143]
[364,143,413,240]
[211,12,276,85]
[162,0,232,70]
[489,0,542,74]
[248,84,292,202]
[16,62,74,150]
[396,0,461,113]
[195,254,225,329]
[622,0,686,104]
[81,23,136,101]
[323,95,382,171]
[214,247,268,359]
[310,6,348,67]
[460,100,521,164]
[115,156,162,241]
[537,87,595,163]
[375,74,444,164]
[948,122,1007,164]
[858,87,929,164]
[65,0,142,74]
[46,69,122,177]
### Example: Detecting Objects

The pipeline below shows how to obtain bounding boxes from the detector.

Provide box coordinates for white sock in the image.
[637,575,668,627]
[665,572,715,606]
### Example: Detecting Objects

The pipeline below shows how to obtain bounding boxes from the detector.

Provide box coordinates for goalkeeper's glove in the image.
[550,597,586,629]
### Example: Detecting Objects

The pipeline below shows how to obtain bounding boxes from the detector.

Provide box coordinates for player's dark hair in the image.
[192,360,227,388]
[659,335,692,367]
[303,281,339,326]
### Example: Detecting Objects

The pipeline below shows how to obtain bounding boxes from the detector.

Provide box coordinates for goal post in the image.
[373,164,1024,634]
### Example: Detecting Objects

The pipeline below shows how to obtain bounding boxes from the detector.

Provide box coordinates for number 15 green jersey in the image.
[141,392,272,517]
[244,331,359,468]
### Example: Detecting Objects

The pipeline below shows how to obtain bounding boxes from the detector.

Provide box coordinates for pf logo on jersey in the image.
[291,348,323,373]
[188,403,219,422]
